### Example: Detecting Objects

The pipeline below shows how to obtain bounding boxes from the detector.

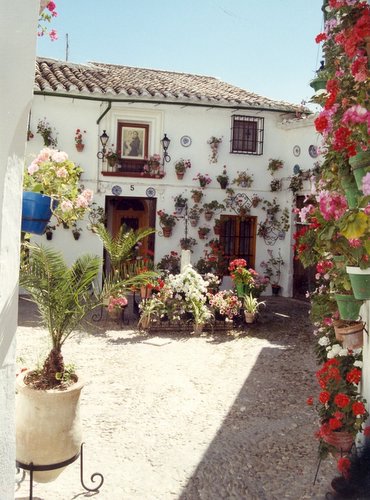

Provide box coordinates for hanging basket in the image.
[334,293,363,321]
[21,192,56,235]
[333,320,364,349]
[349,150,370,193]
[346,266,370,300]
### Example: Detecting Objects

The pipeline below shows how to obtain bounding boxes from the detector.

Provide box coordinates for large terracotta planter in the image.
[346,266,370,300]
[333,320,364,349]
[16,371,84,483]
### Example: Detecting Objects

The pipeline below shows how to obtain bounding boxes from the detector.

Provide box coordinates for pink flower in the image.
[56,167,68,178]
[342,105,369,126]
[348,238,362,248]
[317,191,347,221]
[47,1,56,11]
[61,200,73,212]
[27,162,39,175]
[36,148,53,162]
[76,195,89,209]
[362,172,370,196]
[80,188,94,203]
[49,29,58,41]
[51,151,68,163]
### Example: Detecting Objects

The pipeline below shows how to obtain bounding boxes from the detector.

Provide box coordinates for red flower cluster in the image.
[346,367,362,385]
[228,258,247,271]
[316,359,341,389]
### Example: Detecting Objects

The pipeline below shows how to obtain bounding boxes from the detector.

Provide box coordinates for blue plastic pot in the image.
[21,192,55,235]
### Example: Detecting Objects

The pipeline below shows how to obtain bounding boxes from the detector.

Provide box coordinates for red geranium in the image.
[334,393,351,408]
[346,368,362,385]
[329,417,343,431]
[319,391,330,404]
[352,401,366,416]
[337,457,351,479]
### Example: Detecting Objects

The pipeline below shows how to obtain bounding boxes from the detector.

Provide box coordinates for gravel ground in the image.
[15,296,336,500]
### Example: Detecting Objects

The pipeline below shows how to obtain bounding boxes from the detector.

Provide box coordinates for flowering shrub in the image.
[157,251,181,275]
[24,148,93,226]
[36,118,58,147]
[228,259,268,296]
[38,0,58,41]
[208,290,241,320]
[139,266,213,327]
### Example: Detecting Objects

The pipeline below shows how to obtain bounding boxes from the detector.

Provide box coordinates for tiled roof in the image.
[35,57,304,113]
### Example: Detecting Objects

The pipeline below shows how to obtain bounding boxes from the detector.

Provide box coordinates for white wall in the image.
[0,1,39,497]
[27,95,319,296]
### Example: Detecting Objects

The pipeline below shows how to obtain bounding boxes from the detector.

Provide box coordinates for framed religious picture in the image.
[117,122,149,160]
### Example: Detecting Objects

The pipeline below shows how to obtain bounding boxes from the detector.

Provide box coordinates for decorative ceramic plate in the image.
[293,145,301,157]
[112,185,122,196]
[293,164,301,175]
[146,187,156,198]
[180,135,192,147]
[309,145,318,158]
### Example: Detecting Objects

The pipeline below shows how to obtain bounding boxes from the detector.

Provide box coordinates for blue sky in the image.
[38,0,325,106]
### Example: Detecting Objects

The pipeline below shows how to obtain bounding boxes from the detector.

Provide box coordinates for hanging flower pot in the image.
[333,320,364,349]
[340,176,361,209]
[189,218,198,227]
[204,210,213,221]
[334,293,363,320]
[213,224,221,235]
[75,143,84,153]
[192,192,203,203]
[162,226,173,237]
[21,192,56,235]
[349,150,370,193]
[176,172,184,180]
[346,266,370,300]
[175,206,184,215]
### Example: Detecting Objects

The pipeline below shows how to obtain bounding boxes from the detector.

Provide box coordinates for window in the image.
[219,215,257,270]
[230,115,264,155]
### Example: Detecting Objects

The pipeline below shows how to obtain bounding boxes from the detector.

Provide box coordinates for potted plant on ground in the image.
[216,167,229,189]
[22,148,93,235]
[208,290,241,323]
[260,249,284,295]
[157,209,177,237]
[174,159,191,179]
[232,170,254,188]
[242,293,266,324]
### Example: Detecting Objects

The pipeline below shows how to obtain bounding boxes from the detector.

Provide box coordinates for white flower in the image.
[51,151,68,163]
[318,336,330,346]
[339,348,348,357]
[56,167,68,178]
[354,361,363,368]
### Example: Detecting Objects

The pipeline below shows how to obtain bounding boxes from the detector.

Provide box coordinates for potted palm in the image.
[17,245,102,483]
[242,293,266,323]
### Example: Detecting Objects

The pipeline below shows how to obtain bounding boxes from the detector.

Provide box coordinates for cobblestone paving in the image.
[15,297,336,500]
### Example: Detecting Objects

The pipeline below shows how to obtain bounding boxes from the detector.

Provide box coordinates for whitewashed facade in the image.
[27,58,321,297]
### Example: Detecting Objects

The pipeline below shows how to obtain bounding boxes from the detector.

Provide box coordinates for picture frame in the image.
[117,122,149,160]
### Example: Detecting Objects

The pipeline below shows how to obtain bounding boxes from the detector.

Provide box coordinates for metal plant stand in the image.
[16,442,104,500]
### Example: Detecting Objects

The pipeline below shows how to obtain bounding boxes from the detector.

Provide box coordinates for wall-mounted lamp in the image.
[97,130,109,160]
[161,133,171,163]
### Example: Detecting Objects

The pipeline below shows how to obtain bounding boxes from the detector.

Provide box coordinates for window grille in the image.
[219,215,256,270]
[230,115,264,155]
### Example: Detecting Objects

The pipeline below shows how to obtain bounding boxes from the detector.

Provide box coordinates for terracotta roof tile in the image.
[35,57,304,113]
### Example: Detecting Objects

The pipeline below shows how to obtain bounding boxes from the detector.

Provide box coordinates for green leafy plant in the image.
[36,118,58,147]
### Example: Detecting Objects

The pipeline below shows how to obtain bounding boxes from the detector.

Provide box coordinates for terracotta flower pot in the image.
[75,143,84,152]
[162,226,172,237]
[322,431,354,455]
[204,211,213,221]
[192,193,203,203]
[176,172,184,180]
[333,320,364,349]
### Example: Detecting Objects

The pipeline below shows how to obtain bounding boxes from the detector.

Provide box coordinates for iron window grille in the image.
[219,215,257,270]
[230,115,264,155]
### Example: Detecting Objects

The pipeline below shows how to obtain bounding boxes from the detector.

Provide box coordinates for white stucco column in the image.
[180,250,191,272]
[0,1,39,497]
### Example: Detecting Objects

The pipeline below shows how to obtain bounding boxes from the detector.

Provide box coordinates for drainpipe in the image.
[96,101,112,194]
